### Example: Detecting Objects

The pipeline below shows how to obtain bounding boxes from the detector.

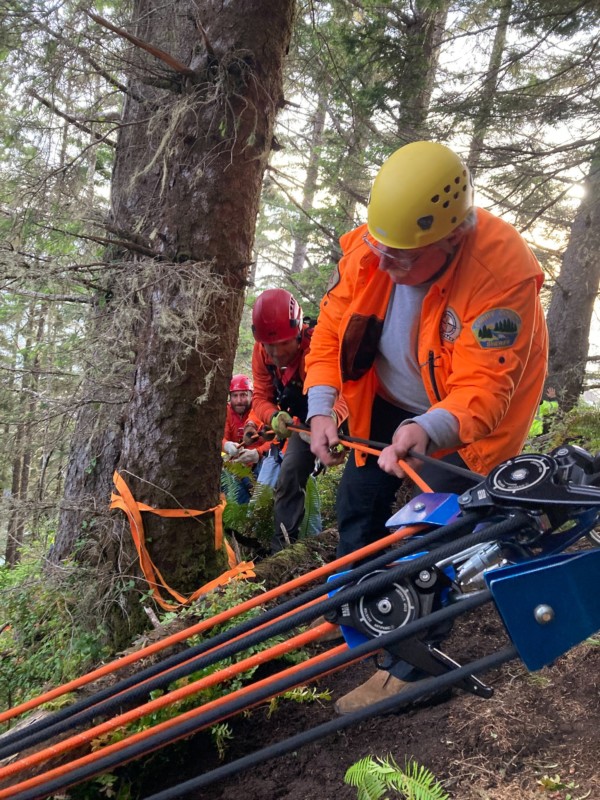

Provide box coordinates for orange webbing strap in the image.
[110,472,255,611]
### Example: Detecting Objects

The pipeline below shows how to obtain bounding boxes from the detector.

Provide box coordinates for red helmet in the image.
[251,289,303,344]
[229,374,253,393]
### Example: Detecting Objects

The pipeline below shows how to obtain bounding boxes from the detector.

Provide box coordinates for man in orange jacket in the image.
[304,140,548,713]
[251,288,347,552]
[222,374,269,504]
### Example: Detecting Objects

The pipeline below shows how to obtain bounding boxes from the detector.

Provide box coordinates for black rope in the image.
[142,646,519,800]
[1,512,529,760]
[288,423,484,483]
[10,592,498,800]
[0,509,483,756]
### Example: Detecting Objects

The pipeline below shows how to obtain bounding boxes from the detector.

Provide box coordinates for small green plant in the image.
[0,547,110,724]
[537,773,590,799]
[266,685,331,718]
[525,402,600,455]
[344,755,449,800]
[210,722,234,759]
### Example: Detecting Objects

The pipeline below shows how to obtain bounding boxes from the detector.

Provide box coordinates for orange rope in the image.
[0,639,367,797]
[340,440,432,493]
[0,622,344,784]
[286,425,433,494]
[93,595,326,709]
[0,521,423,725]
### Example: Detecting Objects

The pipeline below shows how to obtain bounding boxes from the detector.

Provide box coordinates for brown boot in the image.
[308,616,344,643]
[334,670,412,715]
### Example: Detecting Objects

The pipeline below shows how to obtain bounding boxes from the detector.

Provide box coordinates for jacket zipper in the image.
[428,350,442,402]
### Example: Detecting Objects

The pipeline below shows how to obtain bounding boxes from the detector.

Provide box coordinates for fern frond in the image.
[299,474,321,538]
[395,758,449,800]
[345,758,388,799]
[345,755,449,800]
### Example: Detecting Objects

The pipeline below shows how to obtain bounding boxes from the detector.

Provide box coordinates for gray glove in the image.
[223,441,240,459]
[234,448,260,465]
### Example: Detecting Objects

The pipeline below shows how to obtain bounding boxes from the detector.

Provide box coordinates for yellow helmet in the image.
[367,141,474,249]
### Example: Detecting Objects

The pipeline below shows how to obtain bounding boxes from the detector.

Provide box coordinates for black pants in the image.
[336,395,475,558]
[337,395,478,682]
[272,432,316,552]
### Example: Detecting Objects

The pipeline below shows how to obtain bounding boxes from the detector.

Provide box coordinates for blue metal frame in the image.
[486,549,600,670]
[338,488,600,673]
[385,492,461,528]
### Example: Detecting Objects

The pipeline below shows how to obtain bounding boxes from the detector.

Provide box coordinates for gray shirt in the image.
[307,282,461,451]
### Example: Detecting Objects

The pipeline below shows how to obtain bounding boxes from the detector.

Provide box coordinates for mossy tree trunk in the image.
[52,0,295,647]
[546,147,600,408]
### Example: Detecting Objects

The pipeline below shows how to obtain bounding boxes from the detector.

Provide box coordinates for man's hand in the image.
[378,423,430,479]
[271,411,293,438]
[223,441,240,459]
[234,448,260,465]
[242,422,259,446]
[309,414,346,466]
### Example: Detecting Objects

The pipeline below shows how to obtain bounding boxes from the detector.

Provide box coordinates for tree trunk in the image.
[290,89,327,274]
[546,147,600,408]
[467,0,512,175]
[398,0,450,139]
[5,301,45,566]
[53,0,294,646]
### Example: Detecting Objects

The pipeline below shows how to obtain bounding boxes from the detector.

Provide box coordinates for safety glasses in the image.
[362,233,420,267]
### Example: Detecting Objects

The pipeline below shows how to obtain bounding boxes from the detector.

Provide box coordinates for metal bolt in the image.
[377,599,392,615]
[460,494,471,504]
[510,468,528,481]
[556,448,569,456]
[534,604,555,624]
[413,502,425,512]
[419,570,431,583]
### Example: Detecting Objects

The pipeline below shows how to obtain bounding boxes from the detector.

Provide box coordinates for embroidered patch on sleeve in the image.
[440,307,461,343]
[472,308,522,349]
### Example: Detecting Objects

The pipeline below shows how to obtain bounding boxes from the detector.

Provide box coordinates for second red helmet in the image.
[251,289,303,344]
[229,374,253,392]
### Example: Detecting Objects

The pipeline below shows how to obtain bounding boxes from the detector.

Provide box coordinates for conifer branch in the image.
[29,91,117,147]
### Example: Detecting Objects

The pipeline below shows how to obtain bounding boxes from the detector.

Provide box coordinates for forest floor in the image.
[195,605,600,800]
[180,535,600,800]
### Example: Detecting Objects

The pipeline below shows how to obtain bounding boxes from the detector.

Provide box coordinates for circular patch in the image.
[472,308,522,349]
[440,307,461,343]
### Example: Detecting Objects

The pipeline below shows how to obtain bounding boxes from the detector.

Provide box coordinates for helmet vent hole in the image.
[431,194,440,203]
[462,185,467,192]
[444,184,451,193]
[454,176,461,184]
[453,192,459,199]
[443,200,450,208]
[451,216,457,224]
[417,215,434,231]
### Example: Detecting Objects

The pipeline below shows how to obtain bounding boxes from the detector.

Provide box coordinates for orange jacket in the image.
[222,405,270,456]
[304,209,548,476]
[252,324,348,428]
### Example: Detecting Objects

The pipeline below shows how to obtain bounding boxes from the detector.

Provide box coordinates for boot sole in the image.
[334,687,452,717]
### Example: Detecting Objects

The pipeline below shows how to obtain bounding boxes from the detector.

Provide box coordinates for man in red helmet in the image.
[222,374,268,503]
[251,288,347,551]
